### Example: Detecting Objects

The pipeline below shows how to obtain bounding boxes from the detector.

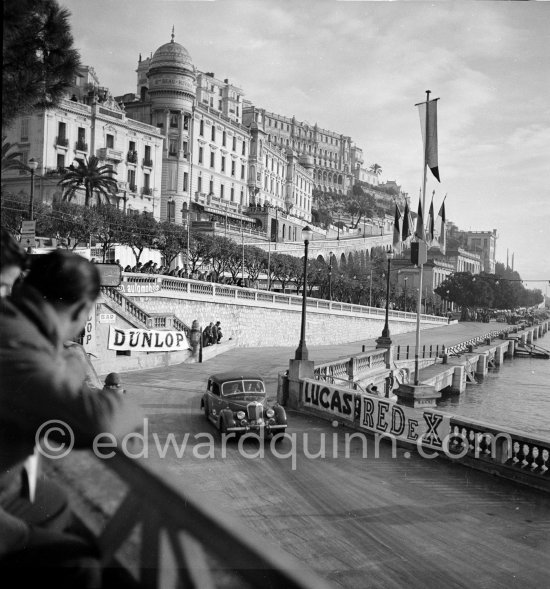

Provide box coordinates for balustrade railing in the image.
[314,348,388,384]
[120,273,447,324]
[94,452,330,589]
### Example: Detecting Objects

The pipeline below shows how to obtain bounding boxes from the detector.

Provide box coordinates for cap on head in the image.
[105,372,121,386]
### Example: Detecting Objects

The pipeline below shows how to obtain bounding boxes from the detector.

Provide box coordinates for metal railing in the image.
[96,451,332,588]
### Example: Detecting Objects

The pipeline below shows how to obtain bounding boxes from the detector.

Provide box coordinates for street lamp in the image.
[377,248,394,346]
[28,158,38,220]
[404,277,408,311]
[295,225,313,361]
[328,251,333,301]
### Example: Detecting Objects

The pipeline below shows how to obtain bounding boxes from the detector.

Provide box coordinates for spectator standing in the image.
[211,322,218,345]
[215,321,223,344]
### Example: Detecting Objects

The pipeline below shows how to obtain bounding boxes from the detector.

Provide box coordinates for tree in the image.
[186,233,210,275]
[119,211,158,265]
[58,156,118,207]
[271,254,299,292]
[93,205,126,262]
[2,138,26,172]
[243,246,267,284]
[369,163,382,177]
[205,235,235,281]
[38,200,98,249]
[156,221,187,267]
[435,272,494,320]
[3,0,81,129]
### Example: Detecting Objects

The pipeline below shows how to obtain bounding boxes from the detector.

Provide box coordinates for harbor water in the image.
[438,332,550,439]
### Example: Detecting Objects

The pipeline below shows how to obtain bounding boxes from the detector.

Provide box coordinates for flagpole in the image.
[414,89,431,385]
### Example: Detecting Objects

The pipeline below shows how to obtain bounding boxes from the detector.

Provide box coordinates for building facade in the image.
[463,230,497,274]
[2,94,164,217]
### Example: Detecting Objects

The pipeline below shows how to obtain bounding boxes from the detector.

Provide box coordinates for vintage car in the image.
[201,371,287,438]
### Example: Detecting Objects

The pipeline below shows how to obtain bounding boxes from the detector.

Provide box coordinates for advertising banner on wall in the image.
[358,395,451,450]
[108,327,189,352]
[302,380,357,422]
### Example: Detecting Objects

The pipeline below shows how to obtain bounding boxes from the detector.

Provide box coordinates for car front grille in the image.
[247,403,263,421]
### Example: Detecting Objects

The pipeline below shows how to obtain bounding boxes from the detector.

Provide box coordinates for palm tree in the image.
[369,163,383,177]
[58,156,118,207]
[3,0,81,129]
[2,138,26,172]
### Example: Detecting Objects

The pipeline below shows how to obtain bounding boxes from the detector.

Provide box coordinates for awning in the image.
[196,203,252,223]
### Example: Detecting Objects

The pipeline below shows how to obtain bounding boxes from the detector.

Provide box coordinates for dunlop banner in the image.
[108,327,189,352]
[302,380,356,422]
[359,395,451,450]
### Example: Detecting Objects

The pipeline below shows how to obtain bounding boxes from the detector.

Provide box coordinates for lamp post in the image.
[377,248,394,347]
[28,158,38,220]
[404,277,408,311]
[369,268,373,307]
[328,251,333,301]
[295,226,313,361]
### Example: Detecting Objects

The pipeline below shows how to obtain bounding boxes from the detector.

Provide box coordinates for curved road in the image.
[57,323,549,588]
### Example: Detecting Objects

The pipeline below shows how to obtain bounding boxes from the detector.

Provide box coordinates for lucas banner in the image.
[108,327,189,352]
[302,380,357,422]
[358,395,451,450]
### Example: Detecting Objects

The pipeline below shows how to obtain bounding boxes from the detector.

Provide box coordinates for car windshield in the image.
[222,379,265,398]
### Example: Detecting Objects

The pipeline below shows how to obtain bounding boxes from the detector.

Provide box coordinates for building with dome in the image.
[122,31,314,240]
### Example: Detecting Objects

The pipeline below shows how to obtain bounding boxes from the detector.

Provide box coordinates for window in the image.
[210,152,215,168]
[197,176,202,193]
[209,179,214,194]
[145,145,151,160]
[129,141,136,152]
[209,97,213,107]
[242,142,246,156]
[220,184,224,198]
[218,100,222,110]
[221,156,225,172]
[56,153,65,169]
[222,131,226,147]
[183,116,189,131]
[211,125,215,141]
[230,187,234,202]
[232,136,236,151]
[241,164,245,179]
[58,122,67,140]
[170,112,179,128]
[127,169,136,185]
[183,172,188,192]
[144,173,150,190]
[169,139,178,155]
[231,161,235,177]
[240,189,244,205]
[198,147,203,164]
[21,118,29,142]
[167,200,175,222]
[183,141,188,159]
[106,134,114,148]
[199,120,204,136]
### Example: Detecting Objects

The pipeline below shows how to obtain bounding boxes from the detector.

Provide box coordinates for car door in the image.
[210,381,223,423]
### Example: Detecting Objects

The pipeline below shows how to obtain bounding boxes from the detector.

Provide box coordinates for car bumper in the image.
[226,424,287,434]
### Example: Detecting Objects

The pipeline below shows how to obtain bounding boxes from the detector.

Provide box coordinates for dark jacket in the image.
[0,285,143,553]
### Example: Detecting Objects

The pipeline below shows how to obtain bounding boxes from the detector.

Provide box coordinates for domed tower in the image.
[148,29,197,224]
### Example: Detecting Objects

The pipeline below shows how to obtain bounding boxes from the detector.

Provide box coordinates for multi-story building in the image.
[463,230,497,274]
[242,104,353,196]
[2,90,164,217]
[436,247,482,275]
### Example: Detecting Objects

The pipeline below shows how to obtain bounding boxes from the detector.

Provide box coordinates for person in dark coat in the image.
[0,251,142,585]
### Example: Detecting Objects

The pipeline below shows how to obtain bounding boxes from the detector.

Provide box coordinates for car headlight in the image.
[236,411,246,420]
[266,409,275,418]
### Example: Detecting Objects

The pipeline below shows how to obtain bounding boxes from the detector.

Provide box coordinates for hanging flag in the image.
[417,98,440,182]
[402,202,413,242]
[426,196,435,244]
[415,201,425,241]
[393,204,402,250]
[435,197,446,254]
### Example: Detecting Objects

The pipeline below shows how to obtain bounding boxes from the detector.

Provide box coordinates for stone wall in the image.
[125,294,437,348]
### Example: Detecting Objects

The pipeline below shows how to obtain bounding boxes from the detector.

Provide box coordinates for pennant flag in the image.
[402,202,413,242]
[417,98,440,182]
[415,200,425,241]
[427,196,435,244]
[393,204,402,250]
[435,197,446,254]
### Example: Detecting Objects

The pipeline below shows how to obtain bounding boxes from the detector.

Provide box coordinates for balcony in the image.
[56,136,69,148]
[117,181,128,191]
[75,140,88,152]
[142,187,153,196]
[129,184,137,193]
[127,150,138,164]
[143,158,153,168]
[97,147,123,162]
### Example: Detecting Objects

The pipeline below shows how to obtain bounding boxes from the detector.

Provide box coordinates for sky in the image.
[61,0,550,290]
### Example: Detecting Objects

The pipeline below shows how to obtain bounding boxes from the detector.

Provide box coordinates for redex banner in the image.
[302,380,356,422]
[359,395,451,450]
[108,327,189,352]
